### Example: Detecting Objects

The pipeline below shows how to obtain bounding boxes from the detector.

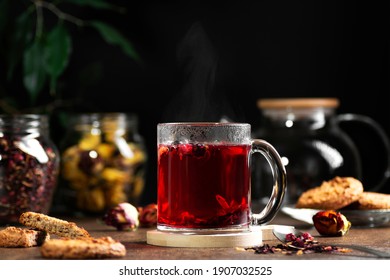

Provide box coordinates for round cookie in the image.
[355,192,390,210]
[295,176,363,210]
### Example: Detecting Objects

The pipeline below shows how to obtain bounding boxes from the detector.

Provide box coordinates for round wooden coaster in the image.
[146,229,263,248]
[146,225,295,248]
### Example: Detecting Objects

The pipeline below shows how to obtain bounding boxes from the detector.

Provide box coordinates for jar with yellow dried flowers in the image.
[56,113,147,215]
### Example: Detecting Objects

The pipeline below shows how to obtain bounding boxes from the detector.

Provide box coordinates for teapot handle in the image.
[336,113,390,192]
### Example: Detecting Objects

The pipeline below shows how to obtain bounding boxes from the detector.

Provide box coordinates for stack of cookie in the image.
[0,211,126,259]
[295,176,390,210]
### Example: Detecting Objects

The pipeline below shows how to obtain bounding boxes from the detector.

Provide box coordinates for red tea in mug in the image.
[157,142,251,229]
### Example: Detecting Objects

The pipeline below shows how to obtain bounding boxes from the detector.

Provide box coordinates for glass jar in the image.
[57,112,147,215]
[0,114,60,225]
[252,98,390,206]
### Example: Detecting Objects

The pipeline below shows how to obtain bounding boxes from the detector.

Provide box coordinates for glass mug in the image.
[157,122,287,232]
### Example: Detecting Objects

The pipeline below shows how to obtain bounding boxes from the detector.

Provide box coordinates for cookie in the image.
[40,236,126,259]
[0,226,50,247]
[354,192,390,210]
[295,176,364,210]
[19,212,90,238]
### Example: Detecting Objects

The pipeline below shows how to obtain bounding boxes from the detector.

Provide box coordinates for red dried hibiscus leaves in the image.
[246,232,348,255]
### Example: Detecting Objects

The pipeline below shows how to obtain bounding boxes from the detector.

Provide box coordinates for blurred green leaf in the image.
[2,0,141,113]
[23,39,47,102]
[44,23,72,94]
[89,20,141,63]
[65,0,126,13]
[6,9,34,80]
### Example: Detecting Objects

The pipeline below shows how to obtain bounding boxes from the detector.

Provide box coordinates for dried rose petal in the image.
[138,203,157,227]
[284,232,314,248]
[102,202,139,231]
[312,210,351,236]
[246,231,348,255]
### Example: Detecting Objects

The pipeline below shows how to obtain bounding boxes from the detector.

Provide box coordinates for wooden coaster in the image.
[146,229,262,248]
[146,225,294,248]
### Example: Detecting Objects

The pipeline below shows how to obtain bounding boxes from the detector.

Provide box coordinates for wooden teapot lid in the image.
[257,98,339,109]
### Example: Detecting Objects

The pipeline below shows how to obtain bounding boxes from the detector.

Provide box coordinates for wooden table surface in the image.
[1,212,390,260]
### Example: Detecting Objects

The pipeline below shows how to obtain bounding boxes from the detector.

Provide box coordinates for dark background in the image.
[3,1,390,204]
[47,0,390,203]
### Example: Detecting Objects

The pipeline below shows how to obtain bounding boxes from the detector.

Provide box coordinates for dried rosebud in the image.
[138,203,157,227]
[77,150,104,175]
[102,202,139,231]
[312,210,351,236]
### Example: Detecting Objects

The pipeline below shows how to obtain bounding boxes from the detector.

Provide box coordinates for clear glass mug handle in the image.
[250,139,287,226]
[336,113,390,191]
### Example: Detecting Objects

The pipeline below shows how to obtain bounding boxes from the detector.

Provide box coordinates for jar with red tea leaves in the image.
[0,114,60,225]
[57,113,147,215]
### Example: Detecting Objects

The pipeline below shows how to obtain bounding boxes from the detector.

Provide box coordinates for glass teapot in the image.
[252,98,390,206]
